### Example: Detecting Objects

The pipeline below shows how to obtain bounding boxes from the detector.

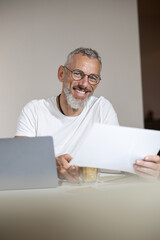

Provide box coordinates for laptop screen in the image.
[0,136,58,190]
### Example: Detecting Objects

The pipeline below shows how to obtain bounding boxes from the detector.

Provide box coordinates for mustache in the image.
[72,86,91,93]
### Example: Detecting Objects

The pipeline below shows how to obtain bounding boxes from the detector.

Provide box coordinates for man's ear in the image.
[58,65,64,82]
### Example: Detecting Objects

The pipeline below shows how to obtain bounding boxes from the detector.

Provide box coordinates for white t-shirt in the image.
[16,96,119,157]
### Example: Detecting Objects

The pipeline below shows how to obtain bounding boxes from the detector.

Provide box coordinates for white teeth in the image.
[76,90,86,94]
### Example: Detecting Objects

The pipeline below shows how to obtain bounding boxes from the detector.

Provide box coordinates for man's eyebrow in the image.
[73,69,100,75]
[72,68,83,71]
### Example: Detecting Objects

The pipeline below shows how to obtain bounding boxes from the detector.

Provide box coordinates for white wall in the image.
[0,0,143,138]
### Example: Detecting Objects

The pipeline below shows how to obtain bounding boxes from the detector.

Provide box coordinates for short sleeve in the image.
[100,97,119,126]
[16,101,38,137]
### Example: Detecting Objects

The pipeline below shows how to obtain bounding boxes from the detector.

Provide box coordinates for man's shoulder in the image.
[23,97,56,112]
[88,96,112,107]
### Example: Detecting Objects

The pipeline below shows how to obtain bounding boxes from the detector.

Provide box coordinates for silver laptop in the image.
[0,136,58,190]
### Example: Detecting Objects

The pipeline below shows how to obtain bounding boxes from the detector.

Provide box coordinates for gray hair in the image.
[65,47,102,68]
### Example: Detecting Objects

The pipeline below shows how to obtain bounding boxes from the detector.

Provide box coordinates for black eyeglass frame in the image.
[63,66,101,86]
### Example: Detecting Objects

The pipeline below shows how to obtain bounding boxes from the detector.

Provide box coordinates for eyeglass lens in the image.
[64,66,100,85]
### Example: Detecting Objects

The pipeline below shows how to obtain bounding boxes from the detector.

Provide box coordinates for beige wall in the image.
[0,0,143,138]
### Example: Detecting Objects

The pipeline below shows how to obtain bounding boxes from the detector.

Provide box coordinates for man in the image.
[16,47,160,182]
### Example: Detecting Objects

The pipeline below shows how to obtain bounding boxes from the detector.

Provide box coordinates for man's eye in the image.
[89,75,97,81]
[73,71,81,77]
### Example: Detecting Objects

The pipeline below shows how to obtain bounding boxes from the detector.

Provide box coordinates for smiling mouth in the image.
[73,86,91,94]
[76,89,87,94]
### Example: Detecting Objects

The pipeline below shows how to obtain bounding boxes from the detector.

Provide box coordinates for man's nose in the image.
[78,75,89,87]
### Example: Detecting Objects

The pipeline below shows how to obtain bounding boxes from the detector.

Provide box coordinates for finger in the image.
[56,154,72,165]
[68,166,79,176]
[135,159,160,170]
[66,167,80,183]
[58,167,79,183]
[134,164,159,177]
[134,168,159,180]
[61,159,71,169]
[144,155,160,163]
[63,154,72,163]
[56,156,72,169]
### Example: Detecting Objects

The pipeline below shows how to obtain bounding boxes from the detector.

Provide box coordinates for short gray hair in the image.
[65,47,102,68]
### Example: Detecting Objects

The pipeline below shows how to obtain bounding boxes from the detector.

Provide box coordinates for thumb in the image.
[63,154,72,163]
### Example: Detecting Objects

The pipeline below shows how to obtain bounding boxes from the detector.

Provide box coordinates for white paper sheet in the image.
[70,124,160,173]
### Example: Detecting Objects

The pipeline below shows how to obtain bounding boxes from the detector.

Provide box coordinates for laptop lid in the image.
[0,136,58,190]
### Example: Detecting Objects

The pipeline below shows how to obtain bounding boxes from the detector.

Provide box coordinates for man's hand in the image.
[133,155,160,180]
[56,154,79,183]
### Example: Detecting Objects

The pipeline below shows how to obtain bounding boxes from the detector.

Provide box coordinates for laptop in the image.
[0,136,58,190]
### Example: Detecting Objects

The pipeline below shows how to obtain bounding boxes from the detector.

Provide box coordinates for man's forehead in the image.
[68,54,101,71]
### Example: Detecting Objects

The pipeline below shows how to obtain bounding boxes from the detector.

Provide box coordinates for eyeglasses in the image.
[64,66,101,86]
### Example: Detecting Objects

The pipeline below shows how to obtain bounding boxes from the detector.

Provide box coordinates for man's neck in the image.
[57,92,83,117]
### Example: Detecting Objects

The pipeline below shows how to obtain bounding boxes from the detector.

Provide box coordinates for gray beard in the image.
[64,85,92,110]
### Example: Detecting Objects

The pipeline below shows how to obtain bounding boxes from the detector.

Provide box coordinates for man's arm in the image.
[16,102,79,183]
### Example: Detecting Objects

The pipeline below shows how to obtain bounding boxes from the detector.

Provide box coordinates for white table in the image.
[0,173,160,240]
